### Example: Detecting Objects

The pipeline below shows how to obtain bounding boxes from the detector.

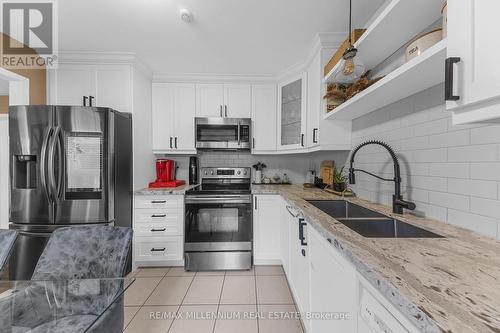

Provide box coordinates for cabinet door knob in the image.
[225,105,228,117]
[170,137,173,149]
[174,137,178,149]
[89,96,95,107]
[301,134,305,147]
[445,57,461,101]
[220,105,223,117]
[83,96,88,106]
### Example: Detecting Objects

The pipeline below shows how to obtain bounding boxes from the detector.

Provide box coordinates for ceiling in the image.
[58,0,385,75]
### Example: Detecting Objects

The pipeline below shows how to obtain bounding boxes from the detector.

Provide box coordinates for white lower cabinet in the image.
[253,195,282,264]
[256,197,420,333]
[309,226,357,333]
[133,195,184,266]
[287,208,310,331]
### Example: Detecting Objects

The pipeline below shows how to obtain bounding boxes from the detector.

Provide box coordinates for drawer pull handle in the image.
[151,228,166,232]
[151,214,166,218]
[151,200,166,204]
[151,247,166,252]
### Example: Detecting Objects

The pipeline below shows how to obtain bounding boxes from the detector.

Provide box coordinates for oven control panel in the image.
[200,167,250,179]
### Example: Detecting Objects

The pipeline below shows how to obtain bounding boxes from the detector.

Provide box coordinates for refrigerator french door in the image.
[9,105,131,280]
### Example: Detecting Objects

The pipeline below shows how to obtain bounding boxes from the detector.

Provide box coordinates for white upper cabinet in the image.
[95,67,132,112]
[152,83,196,154]
[251,84,277,152]
[224,84,252,118]
[306,52,321,149]
[447,0,500,124]
[51,65,94,106]
[196,83,252,118]
[277,72,308,150]
[196,83,225,117]
[48,64,132,112]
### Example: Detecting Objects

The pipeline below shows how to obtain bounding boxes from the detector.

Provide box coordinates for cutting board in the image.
[320,161,334,187]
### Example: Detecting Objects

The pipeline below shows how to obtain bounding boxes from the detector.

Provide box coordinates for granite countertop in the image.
[252,185,500,333]
[135,184,199,195]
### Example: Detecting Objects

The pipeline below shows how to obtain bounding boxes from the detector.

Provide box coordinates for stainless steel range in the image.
[184,167,252,271]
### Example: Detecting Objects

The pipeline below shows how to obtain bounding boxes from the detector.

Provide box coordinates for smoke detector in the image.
[180,9,193,23]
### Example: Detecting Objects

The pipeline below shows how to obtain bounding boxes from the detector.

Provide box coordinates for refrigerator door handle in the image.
[40,127,53,202]
[47,126,62,201]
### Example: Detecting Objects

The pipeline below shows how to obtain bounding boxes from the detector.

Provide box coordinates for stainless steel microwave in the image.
[195,117,251,150]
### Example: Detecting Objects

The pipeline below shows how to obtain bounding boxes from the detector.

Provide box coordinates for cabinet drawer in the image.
[135,236,183,261]
[135,209,183,223]
[135,195,183,209]
[135,221,182,237]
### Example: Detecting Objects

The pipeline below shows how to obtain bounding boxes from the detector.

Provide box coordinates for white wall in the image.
[132,68,155,189]
[159,150,349,185]
[348,84,500,239]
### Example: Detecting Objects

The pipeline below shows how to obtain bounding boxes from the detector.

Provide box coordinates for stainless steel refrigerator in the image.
[8,105,133,280]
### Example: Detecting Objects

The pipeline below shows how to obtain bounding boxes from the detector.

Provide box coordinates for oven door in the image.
[195,118,250,150]
[184,195,252,252]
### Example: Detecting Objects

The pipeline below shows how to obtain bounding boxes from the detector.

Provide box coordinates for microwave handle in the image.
[237,121,241,146]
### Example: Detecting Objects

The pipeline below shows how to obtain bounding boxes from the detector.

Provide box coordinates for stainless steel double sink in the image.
[306,200,444,239]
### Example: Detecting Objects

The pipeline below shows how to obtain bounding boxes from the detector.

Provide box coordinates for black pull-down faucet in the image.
[348,140,416,214]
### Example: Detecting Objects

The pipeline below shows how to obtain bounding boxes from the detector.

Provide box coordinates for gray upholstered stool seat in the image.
[0,229,18,272]
[32,226,133,280]
[28,314,97,333]
[9,226,132,333]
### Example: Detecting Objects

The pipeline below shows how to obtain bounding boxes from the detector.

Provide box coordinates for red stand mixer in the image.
[149,159,186,188]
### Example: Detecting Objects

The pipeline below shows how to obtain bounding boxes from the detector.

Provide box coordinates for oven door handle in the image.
[185,196,251,204]
[237,121,241,146]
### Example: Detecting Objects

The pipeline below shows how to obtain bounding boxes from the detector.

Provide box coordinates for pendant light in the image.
[333,0,365,84]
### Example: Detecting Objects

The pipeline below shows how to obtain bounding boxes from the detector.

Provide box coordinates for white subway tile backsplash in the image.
[470,197,500,219]
[447,209,498,238]
[448,179,498,199]
[470,163,500,181]
[428,130,470,148]
[350,85,500,239]
[409,176,447,192]
[428,191,469,211]
[470,125,500,144]
[412,118,448,137]
[447,144,498,162]
[429,163,470,179]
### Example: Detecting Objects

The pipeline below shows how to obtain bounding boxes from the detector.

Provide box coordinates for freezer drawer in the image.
[134,236,183,261]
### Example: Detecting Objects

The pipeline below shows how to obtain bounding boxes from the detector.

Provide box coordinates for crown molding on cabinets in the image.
[276,32,344,82]
[153,72,276,84]
[54,51,153,78]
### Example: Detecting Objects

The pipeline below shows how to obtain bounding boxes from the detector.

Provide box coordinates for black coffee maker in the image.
[189,156,198,185]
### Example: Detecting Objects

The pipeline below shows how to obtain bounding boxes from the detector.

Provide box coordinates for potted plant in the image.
[252,162,267,184]
[332,166,348,192]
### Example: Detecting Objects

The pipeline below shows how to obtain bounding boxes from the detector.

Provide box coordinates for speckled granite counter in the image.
[252,185,500,333]
[135,184,199,195]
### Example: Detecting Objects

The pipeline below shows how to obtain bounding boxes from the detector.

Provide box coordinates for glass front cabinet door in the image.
[278,72,307,150]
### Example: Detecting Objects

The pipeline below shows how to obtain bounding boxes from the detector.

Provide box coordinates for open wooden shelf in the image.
[323,38,446,121]
[323,0,444,84]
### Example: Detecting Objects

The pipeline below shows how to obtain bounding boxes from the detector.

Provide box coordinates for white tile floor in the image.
[123,266,304,333]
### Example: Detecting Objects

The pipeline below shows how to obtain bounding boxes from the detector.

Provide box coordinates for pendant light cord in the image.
[348,0,353,46]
